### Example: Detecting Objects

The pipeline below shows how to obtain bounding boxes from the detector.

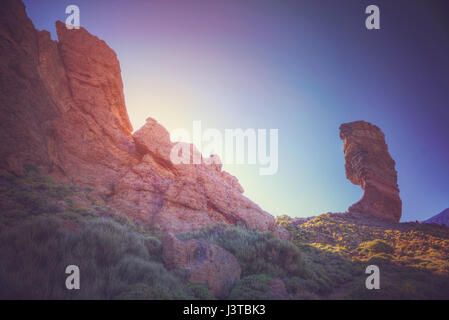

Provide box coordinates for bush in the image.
[0,217,192,299]
[181,223,304,278]
[359,239,394,256]
[228,274,272,300]
[283,277,320,299]
[187,283,216,300]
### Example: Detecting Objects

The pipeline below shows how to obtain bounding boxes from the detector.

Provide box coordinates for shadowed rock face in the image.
[0,0,278,234]
[340,121,402,222]
[162,233,241,298]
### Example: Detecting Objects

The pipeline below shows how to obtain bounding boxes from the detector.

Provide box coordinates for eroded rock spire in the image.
[340,121,402,222]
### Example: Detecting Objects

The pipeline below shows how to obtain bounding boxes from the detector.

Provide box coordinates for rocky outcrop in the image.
[109,117,276,233]
[340,121,402,222]
[38,21,137,195]
[0,0,279,234]
[162,233,241,298]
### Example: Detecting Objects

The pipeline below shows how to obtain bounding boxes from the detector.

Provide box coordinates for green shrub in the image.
[181,223,304,278]
[187,283,216,300]
[228,274,272,300]
[0,217,191,299]
[283,277,320,299]
[359,239,394,256]
[366,253,393,265]
[144,236,163,258]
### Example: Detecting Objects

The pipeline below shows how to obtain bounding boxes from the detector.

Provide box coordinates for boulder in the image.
[133,117,174,164]
[162,233,241,298]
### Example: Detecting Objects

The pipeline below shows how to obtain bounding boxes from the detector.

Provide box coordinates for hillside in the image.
[1,167,448,299]
[424,208,449,227]
[277,213,449,299]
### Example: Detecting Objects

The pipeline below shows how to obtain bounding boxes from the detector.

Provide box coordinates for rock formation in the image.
[0,0,279,234]
[162,233,241,298]
[340,121,402,222]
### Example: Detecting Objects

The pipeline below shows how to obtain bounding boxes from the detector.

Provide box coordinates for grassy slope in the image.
[0,166,213,299]
[277,213,449,299]
[1,166,448,299]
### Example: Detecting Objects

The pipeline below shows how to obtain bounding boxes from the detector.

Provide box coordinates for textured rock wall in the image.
[0,0,60,175]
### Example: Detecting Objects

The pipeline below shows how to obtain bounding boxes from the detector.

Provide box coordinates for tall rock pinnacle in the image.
[340,121,402,222]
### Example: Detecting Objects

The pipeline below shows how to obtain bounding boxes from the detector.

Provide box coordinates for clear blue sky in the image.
[24,0,449,221]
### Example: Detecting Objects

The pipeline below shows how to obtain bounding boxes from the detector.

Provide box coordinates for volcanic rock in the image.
[340,121,402,222]
[162,233,241,298]
[0,0,279,234]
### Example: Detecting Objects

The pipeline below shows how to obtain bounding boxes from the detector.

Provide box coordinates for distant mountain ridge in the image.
[424,208,449,226]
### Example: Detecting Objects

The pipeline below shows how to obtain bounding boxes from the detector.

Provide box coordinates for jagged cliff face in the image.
[340,121,402,222]
[0,0,279,234]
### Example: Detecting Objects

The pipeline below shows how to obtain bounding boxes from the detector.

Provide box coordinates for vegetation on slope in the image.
[180,223,304,278]
[277,213,449,299]
[1,166,448,299]
[0,166,212,299]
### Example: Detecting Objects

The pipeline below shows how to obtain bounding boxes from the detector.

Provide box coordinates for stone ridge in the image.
[0,0,280,235]
[340,120,402,222]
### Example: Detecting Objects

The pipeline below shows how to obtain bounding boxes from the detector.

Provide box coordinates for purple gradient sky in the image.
[23,0,449,221]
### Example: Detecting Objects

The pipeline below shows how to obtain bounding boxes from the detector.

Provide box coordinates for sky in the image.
[23,0,449,221]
